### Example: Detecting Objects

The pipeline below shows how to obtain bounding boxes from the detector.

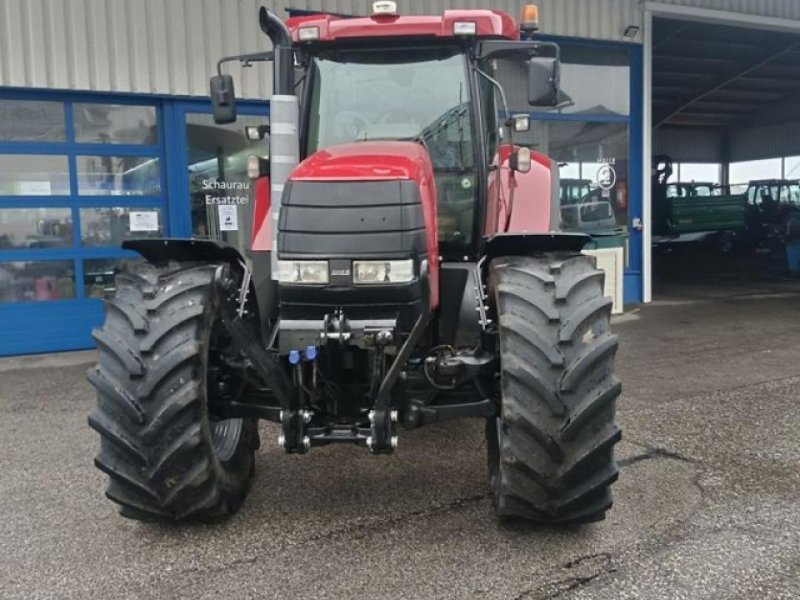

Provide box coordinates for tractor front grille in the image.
[276,179,429,331]
[278,180,427,259]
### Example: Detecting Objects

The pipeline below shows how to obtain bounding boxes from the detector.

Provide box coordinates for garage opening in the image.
[651,17,800,299]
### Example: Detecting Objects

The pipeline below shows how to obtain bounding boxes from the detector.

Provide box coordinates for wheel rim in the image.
[206,317,246,464]
[211,417,244,463]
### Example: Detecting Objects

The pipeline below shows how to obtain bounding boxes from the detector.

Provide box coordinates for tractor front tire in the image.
[487,253,621,524]
[87,262,259,521]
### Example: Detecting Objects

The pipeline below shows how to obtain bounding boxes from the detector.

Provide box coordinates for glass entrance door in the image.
[175,103,269,259]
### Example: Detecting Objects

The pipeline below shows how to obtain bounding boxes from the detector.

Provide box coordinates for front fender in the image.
[482,232,589,259]
[123,238,246,270]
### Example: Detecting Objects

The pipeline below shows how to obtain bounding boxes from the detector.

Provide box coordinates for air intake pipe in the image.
[259,7,294,95]
[259,7,299,279]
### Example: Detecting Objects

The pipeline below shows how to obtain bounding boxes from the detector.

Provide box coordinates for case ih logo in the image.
[331,268,351,277]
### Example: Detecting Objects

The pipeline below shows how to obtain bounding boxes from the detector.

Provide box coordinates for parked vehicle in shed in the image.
[656,191,747,236]
[652,156,744,250]
[86,2,621,525]
[560,178,592,205]
[654,170,800,253]
[665,181,720,199]
[741,179,800,252]
[560,178,619,233]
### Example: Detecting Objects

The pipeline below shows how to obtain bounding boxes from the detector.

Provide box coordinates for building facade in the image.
[1,0,799,355]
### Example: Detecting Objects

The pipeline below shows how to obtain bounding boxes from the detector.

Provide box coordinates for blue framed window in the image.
[0,91,168,354]
[497,37,643,303]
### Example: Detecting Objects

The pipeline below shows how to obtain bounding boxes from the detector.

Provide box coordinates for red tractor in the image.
[88,2,621,524]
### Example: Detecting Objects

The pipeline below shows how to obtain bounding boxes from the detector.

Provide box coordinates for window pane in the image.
[0,261,75,303]
[80,207,163,246]
[0,155,70,195]
[784,156,800,179]
[76,156,160,196]
[73,103,157,144]
[0,100,66,141]
[83,258,143,298]
[678,163,721,185]
[185,113,267,255]
[527,121,629,230]
[729,158,781,186]
[0,208,72,249]
[499,45,630,116]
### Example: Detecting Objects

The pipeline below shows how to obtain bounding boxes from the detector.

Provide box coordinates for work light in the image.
[278,261,329,284]
[373,1,398,16]
[298,26,320,41]
[352,260,415,284]
[453,21,477,36]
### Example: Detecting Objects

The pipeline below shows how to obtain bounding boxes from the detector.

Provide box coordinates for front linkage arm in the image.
[369,311,432,454]
[213,265,310,454]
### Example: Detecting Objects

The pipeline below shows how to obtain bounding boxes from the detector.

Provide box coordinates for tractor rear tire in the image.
[87,262,259,521]
[487,253,621,524]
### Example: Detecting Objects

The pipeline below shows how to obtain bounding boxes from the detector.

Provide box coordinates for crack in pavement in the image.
[306,492,489,542]
[514,553,616,600]
[619,444,696,468]
[166,441,705,592]
[168,493,489,584]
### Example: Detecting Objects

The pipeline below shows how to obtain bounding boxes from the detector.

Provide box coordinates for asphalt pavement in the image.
[1,279,799,599]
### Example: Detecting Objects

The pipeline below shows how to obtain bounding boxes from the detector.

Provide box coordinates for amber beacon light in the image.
[520,4,540,33]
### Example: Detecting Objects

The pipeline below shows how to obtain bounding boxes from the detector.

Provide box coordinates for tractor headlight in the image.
[278,260,329,284]
[352,259,415,284]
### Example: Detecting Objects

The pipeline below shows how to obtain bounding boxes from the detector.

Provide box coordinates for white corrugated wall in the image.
[0,0,273,97]
[1,0,800,97]
[0,0,640,97]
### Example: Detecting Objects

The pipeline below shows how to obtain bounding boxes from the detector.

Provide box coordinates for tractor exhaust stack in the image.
[259,7,299,278]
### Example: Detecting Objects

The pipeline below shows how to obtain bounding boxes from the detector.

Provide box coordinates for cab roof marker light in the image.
[453,21,477,36]
[297,26,320,41]
[373,1,398,16]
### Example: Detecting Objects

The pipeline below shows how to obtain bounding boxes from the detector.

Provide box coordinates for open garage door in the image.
[649,15,800,300]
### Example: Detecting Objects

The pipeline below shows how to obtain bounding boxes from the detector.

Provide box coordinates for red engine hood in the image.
[289,141,434,183]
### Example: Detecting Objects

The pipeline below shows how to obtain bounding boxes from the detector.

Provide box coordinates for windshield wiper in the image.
[417,101,470,173]
[418,102,469,142]
[353,135,428,146]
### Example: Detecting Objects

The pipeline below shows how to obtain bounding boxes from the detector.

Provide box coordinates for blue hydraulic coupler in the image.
[288,350,301,365]
[305,345,318,361]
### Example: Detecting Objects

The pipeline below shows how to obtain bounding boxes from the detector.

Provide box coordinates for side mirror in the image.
[528,57,560,107]
[509,147,532,173]
[210,74,237,124]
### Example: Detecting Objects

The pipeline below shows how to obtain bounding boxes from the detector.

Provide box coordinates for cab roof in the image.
[286,10,519,44]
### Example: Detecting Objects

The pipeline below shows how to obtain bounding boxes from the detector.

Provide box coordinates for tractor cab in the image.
[210,2,561,257]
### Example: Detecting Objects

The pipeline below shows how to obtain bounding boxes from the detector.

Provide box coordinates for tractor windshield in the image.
[306,46,477,244]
